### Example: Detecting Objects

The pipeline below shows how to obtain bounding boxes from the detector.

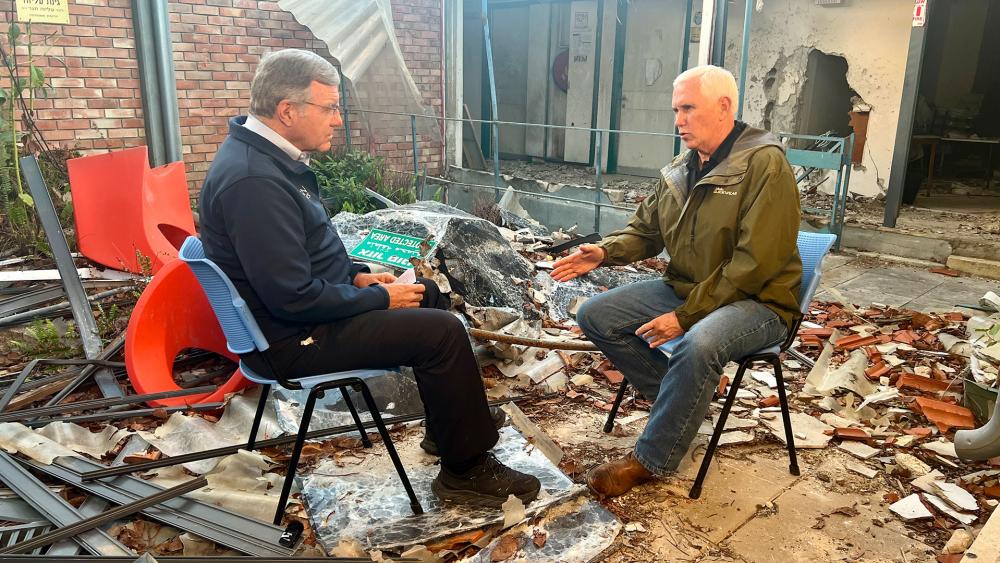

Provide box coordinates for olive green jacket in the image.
[598,125,802,330]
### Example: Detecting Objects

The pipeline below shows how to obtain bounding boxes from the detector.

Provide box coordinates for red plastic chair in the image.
[68,146,195,275]
[125,259,251,407]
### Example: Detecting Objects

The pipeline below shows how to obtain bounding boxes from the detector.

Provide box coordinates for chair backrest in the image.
[178,236,270,354]
[796,231,837,315]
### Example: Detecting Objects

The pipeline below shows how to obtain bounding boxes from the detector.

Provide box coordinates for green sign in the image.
[348,229,436,269]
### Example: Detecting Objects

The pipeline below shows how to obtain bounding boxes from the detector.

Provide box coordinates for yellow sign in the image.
[16,0,70,25]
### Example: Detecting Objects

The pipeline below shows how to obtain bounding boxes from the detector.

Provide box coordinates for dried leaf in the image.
[491,534,519,561]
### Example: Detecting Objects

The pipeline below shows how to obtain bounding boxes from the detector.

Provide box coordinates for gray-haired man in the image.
[198,49,540,507]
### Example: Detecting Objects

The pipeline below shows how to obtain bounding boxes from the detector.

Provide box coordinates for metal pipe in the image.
[594,130,603,234]
[736,0,753,120]
[411,114,420,176]
[0,477,208,554]
[80,393,555,482]
[151,0,182,163]
[481,0,501,198]
[588,0,605,169]
[711,0,729,67]
[341,74,352,149]
[131,0,165,167]
[955,392,1000,461]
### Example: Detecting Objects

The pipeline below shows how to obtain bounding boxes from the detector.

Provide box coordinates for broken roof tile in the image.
[913,397,976,433]
[897,373,952,394]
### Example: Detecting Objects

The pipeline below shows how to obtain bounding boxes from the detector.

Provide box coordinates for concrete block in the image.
[946,255,1000,281]
[841,225,952,263]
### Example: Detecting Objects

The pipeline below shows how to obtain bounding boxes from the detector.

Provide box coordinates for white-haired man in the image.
[552,65,802,497]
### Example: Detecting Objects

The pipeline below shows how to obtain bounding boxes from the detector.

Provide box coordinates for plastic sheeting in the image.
[301,427,583,551]
[334,202,536,314]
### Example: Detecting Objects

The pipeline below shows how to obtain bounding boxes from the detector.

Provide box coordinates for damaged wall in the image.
[726,0,915,197]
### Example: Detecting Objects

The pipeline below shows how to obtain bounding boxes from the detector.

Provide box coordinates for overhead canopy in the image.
[278,0,440,145]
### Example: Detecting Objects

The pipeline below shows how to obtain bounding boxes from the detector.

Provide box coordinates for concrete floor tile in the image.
[818,264,866,287]
[833,270,944,300]
[722,456,936,563]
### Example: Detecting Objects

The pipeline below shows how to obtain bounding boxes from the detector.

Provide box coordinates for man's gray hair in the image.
[249,49,341,118]
[674,65,739,115]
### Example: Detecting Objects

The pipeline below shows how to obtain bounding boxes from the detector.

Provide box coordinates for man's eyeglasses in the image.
[300,101,341,115]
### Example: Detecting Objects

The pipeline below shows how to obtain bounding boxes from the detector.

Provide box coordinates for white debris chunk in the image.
[838,441,880,460]
[889,494,933,520]
[762,412,833,448]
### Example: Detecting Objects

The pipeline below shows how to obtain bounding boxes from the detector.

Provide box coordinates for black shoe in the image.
[432,453,541,507]
[420,406,507,456]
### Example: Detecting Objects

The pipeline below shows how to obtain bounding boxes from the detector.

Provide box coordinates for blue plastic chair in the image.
[178,236,422,522]
[602,231,837,499]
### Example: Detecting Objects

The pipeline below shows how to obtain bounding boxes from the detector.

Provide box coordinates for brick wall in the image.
[0,0,445,194]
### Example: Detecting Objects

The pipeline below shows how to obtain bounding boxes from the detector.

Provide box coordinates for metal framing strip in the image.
[23,402,224,428]
[0,521,52,554]
[0,452,132,556]
[0,359,126,414]
[21,156,123,400]
[0,385,217,423]
[80,393,552,482]
[0,285,63,318]
[0,477,207,554]
[0,287,136,329]
[44,334,126,408]
[27,456,296,557]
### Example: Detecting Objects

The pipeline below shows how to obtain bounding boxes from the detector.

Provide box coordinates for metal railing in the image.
[341,106,681,233]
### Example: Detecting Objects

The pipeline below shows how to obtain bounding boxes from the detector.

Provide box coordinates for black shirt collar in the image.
[687,120,748,182]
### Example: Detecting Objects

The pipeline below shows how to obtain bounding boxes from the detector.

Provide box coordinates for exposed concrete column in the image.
[525,4,551,158]
[697,0,715,66]
[444,0,464,167]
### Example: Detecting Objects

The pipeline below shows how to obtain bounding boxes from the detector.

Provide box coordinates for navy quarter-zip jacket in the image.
[198,116,388,344]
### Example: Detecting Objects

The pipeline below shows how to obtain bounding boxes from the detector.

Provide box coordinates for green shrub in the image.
[311,148,417,215]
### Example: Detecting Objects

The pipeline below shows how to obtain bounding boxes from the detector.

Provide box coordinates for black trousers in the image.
[248,279,499,467]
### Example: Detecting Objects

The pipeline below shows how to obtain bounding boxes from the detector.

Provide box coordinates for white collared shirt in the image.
[243,114,311,166]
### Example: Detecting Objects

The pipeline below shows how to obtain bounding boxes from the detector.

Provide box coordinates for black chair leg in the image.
[773,357,800,476]
[690,360,748,499]
[273,386,322,525]
[341,387,372,448]
[603,380,630,433]
[247,383,271,452]
[357,381,423,516]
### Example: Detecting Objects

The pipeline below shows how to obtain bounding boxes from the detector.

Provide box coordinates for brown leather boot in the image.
[587,452,654,498]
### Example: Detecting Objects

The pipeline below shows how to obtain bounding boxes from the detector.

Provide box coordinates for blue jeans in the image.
[577,279,787,476]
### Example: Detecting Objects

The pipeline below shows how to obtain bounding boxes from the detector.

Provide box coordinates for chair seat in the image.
[239,360,391,389]
[657,337,781,358]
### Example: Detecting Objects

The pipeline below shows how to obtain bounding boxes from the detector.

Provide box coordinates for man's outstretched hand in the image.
[636,312,684,348]
[381,282,425,309]
[354,272,397,287]
[551,244,605,282]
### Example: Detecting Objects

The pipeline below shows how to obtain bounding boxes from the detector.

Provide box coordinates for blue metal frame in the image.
[781,132,856,249]
[482,0,501,199]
